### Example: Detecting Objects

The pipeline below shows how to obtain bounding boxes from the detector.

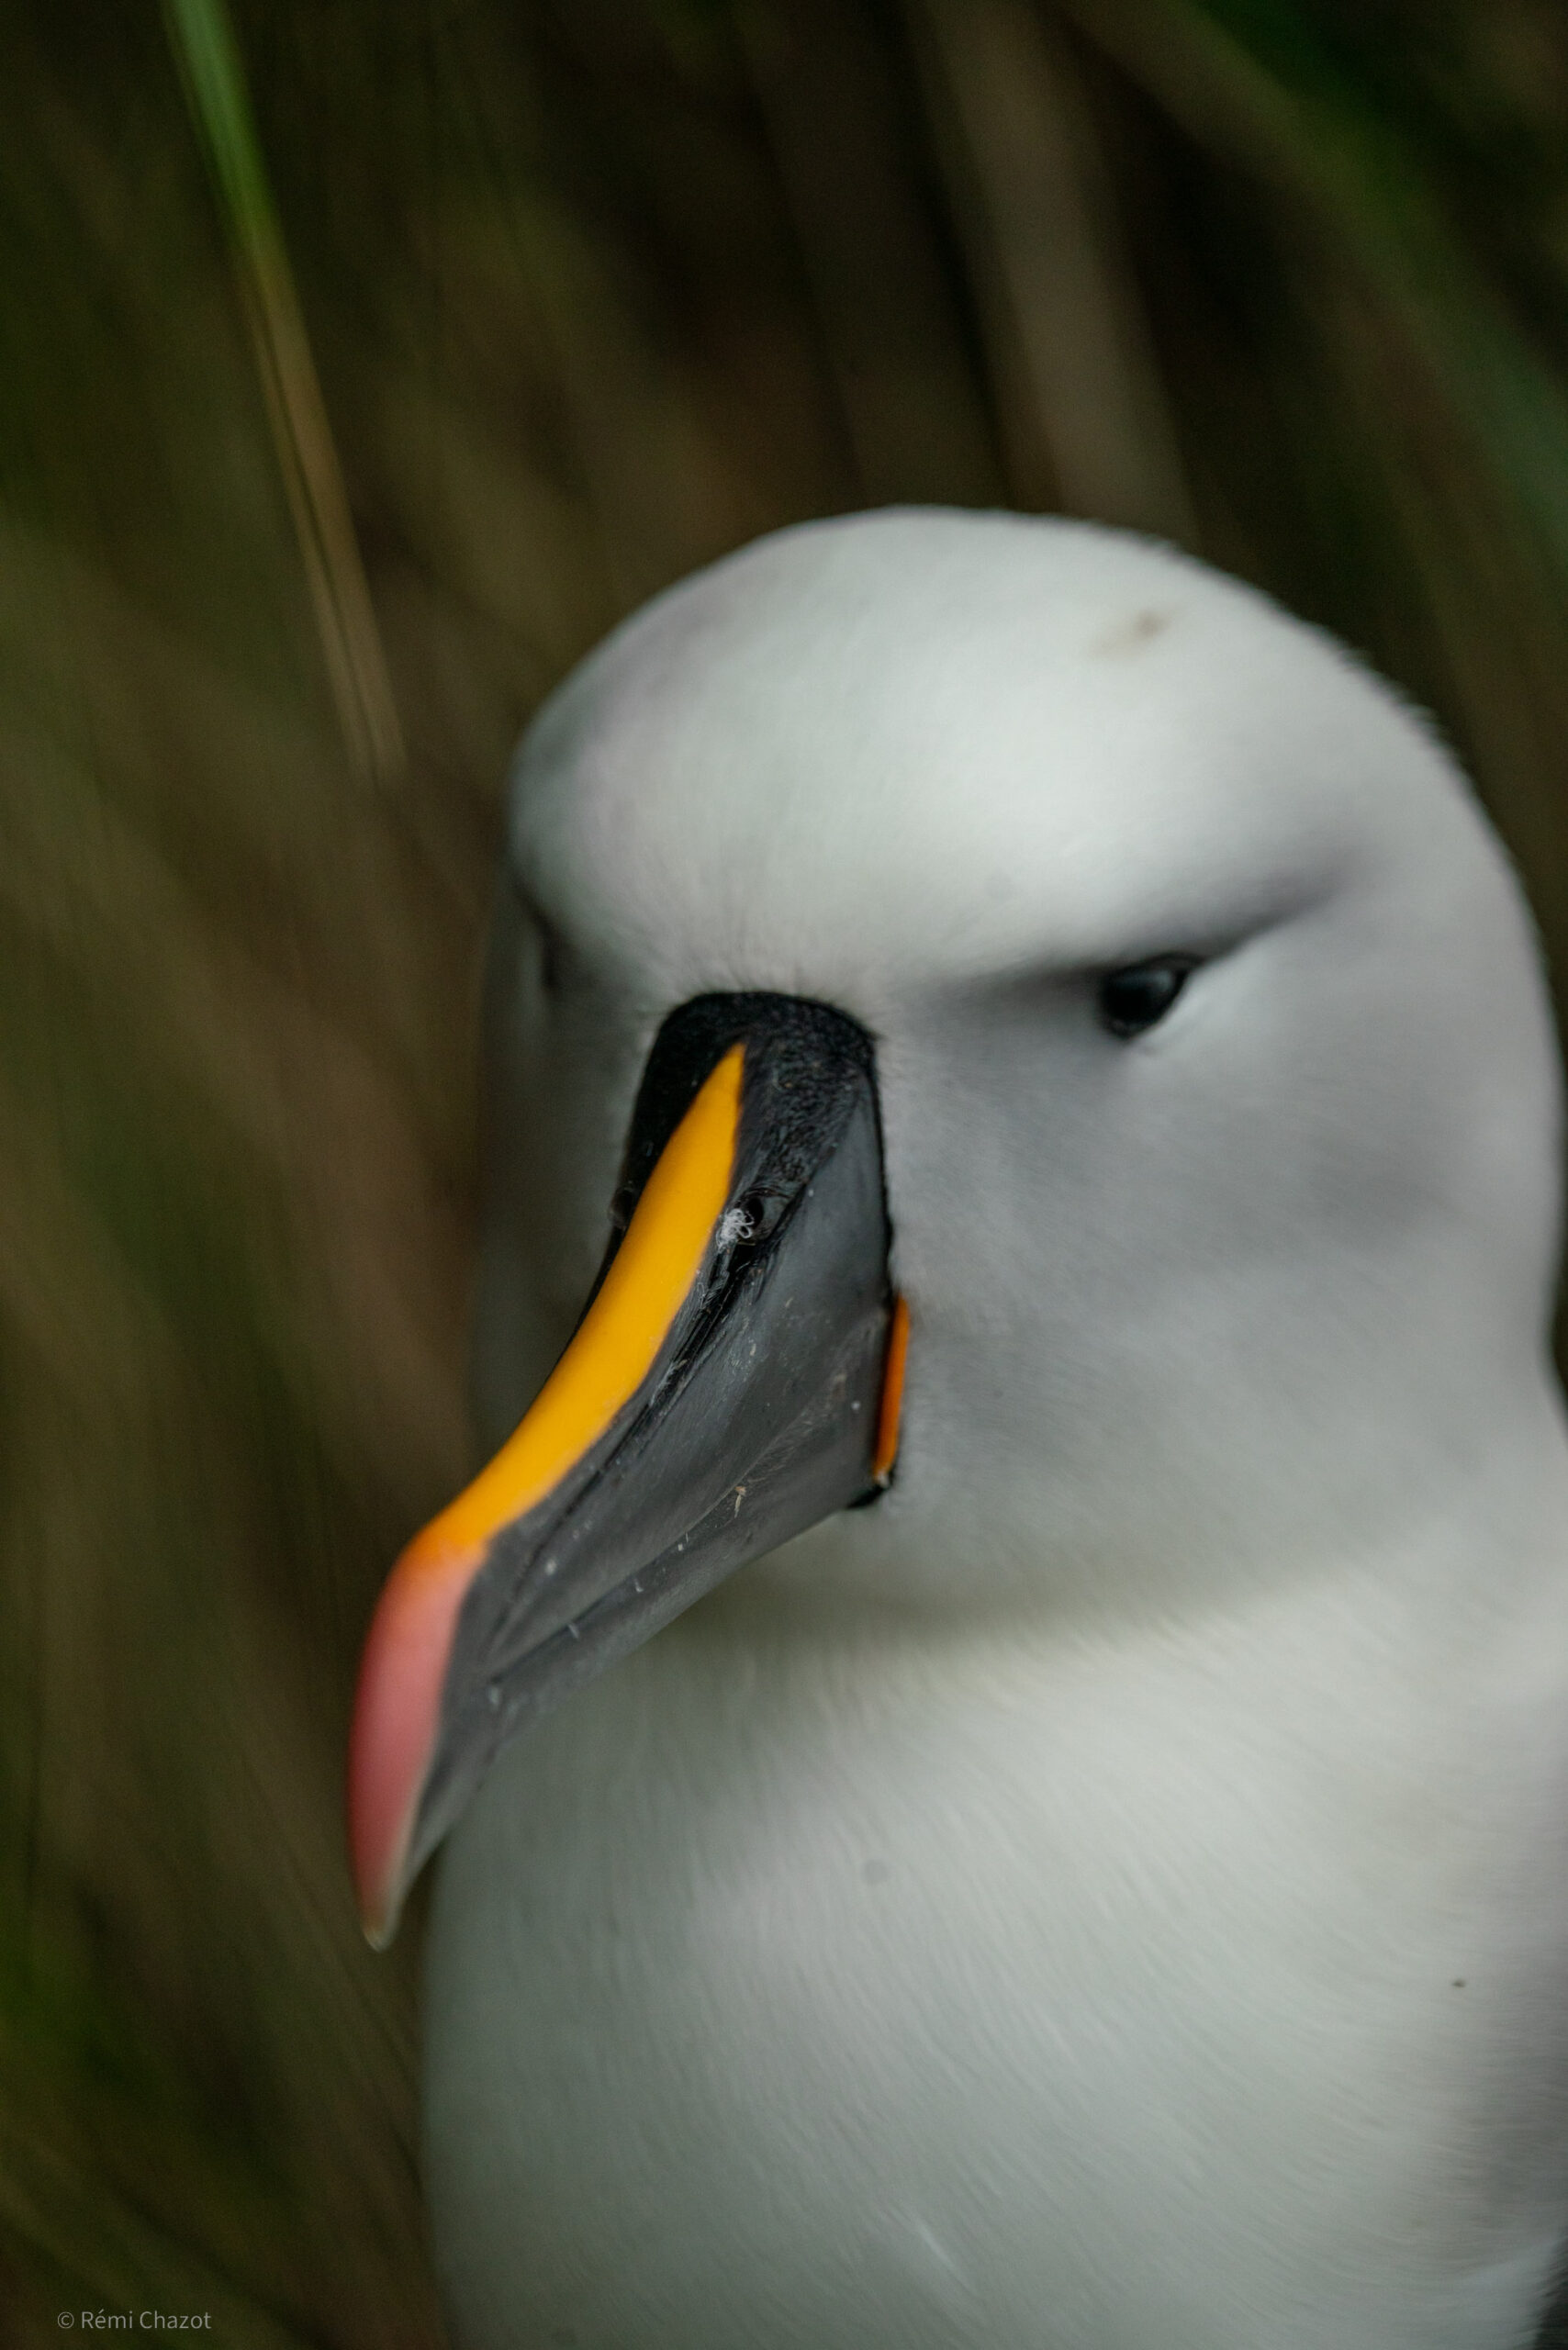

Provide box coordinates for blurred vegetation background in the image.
[6,0,1568,2338]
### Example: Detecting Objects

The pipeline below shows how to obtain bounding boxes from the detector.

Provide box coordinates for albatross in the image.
[348,508,1568,2348]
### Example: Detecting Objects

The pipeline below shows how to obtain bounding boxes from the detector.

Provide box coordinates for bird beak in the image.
[348,993,904,1944]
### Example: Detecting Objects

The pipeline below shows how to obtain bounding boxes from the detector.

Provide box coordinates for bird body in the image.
[430,1483,1568,2348]
[356,510,1568,2345]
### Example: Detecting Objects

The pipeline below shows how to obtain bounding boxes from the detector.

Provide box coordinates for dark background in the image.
[6,0,1568,2338]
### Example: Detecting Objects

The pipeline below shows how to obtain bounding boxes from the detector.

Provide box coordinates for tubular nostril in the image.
[718,1192,776,1250]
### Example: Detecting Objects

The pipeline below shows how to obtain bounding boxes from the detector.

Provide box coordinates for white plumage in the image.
[425,509,1568,2348]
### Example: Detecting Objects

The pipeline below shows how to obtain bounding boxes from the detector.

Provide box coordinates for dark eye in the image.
[1097,956,1200,1039]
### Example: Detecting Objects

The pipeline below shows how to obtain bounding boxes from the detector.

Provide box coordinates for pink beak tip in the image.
[347,1547,475,1954]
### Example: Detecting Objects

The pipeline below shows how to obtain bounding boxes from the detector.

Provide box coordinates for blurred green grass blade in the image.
[163,0,405,785]
[163,0,273,247]
[1194,0,1568,573]
[1078,0,1568,585]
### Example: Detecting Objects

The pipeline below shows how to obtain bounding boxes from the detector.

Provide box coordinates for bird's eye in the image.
[1097,956,1200,1039]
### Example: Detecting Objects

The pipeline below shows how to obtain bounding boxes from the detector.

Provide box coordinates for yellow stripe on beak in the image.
[349,1043,745,1942]
[423,1042,744,1559]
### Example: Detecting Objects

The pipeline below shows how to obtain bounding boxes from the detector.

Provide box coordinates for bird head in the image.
[350,508,1562,1943]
